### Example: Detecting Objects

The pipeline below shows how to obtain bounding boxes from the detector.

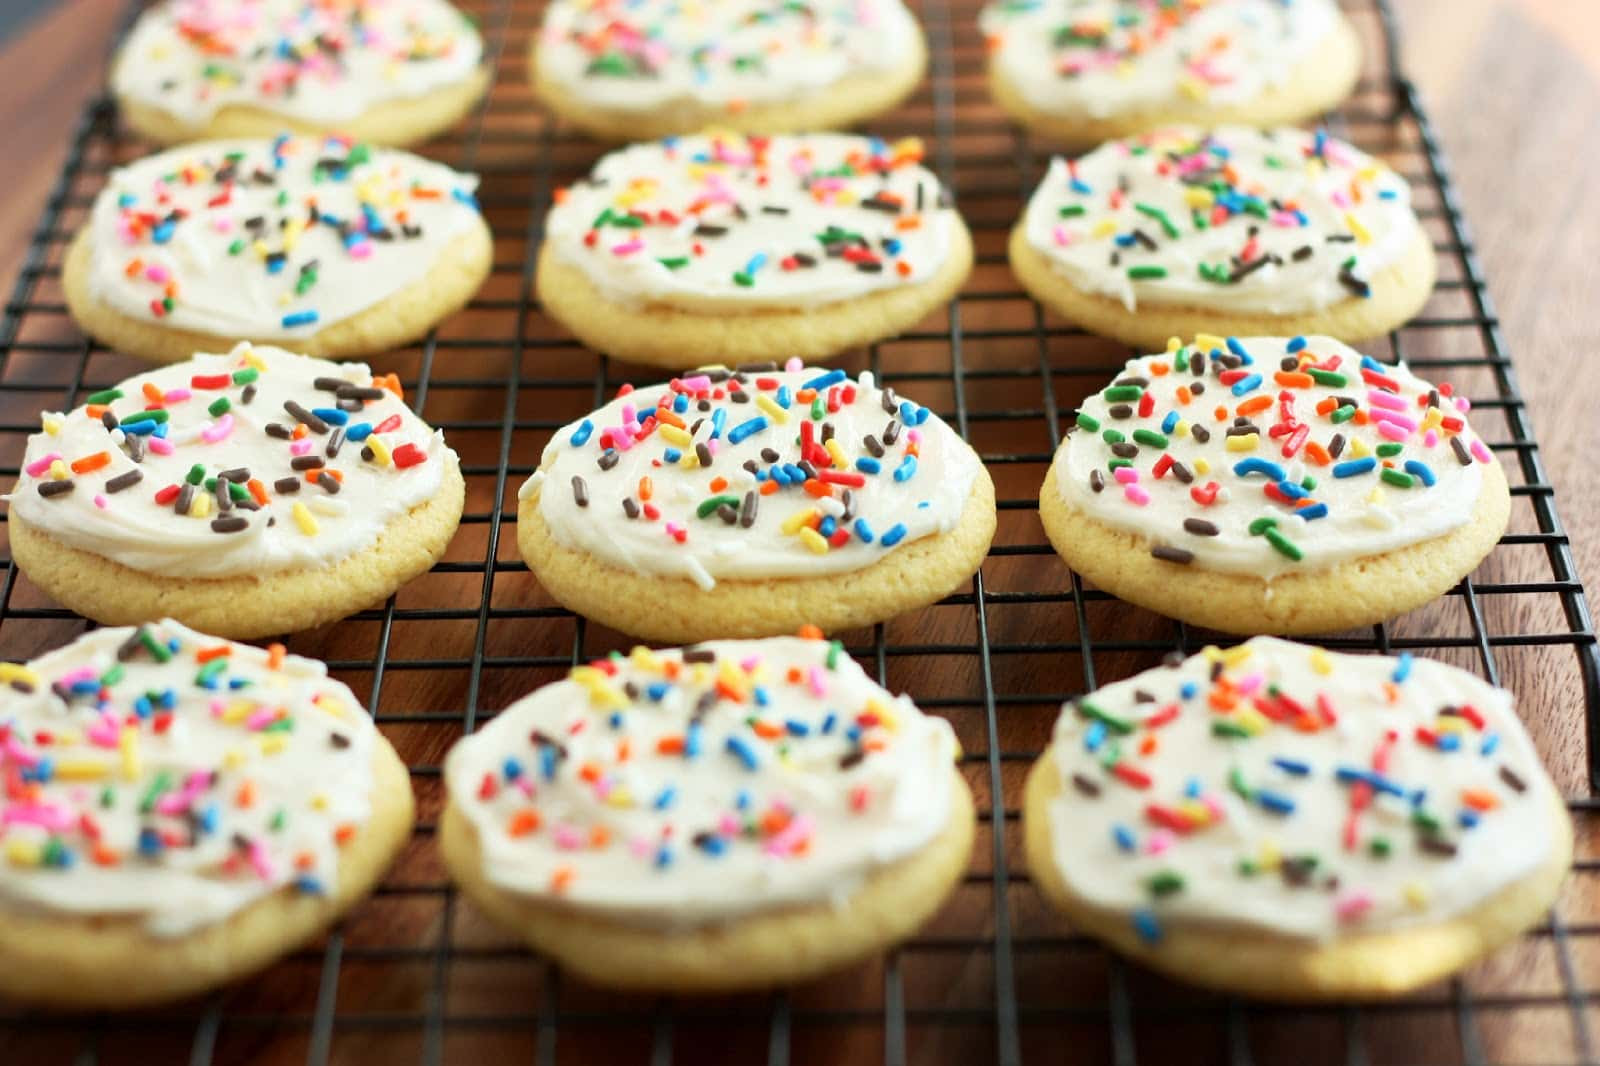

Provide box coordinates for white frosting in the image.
[536,0,921,115]
[981,0,1340,119]
[1021,127,1421,314]
[1042,637,1561,941]
[113,0,484,127]
[445,636,959,927]
[520,367,983,590]
[83,135,483,339]
[545,133,959,312]
[0,620,382,936]
[1056,336,1493,578]
[8,343,455,579]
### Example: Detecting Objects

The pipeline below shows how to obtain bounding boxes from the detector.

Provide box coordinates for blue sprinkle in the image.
[539,746,557,781]
[1404,459,1437,487]
[1112,824,1137,852]
[782,463,806,484]
[726,735,760,771]
[727,415,767,444]
[845,725,863,743]
[893,456,918,482]
[654,846,674,869]
[1230,373,1263,396]
[1183,776,1202,799]
[1069,178,1092,195]
[1480,732,1500,756]
[1360,355,1385,373]
[199,803,220,835]
[294,875,326,895]
[653,786,676,810]
[503,758,523,780]
[1392,653,1413,683]
[152,220,176,244]
[1272,757,1312,776]
[735,789,752,811]
[1114,233,1137,248]
[451,188,479,210]
[696,835,727,856]
[1233,457,1286,480]
[853,518,875,543]
[1335,766,1406,797]
[281,310,319,329]
[138,828,163,857]
[1256,789,1296,815]
[856,456,882,475]
[1287,336,1307,354]
[785,719,810,737]
[1226,337,1248,358]
[743,252,768,275]
[686,721,703,758]
[1179,682,1198,700]
[608,711,624,729]
[647,681,670,702]
[880,523,908,547]
[1437,733,1461,753]
[570,419,594,446]
[818,516,837,538]
[1410,789,1428,809]
[1332,457,1378,478]
[1297,503,1329,520]
[1084,719,1106,753]
[663,447,681,464]
[1378,189,1398,200]
[1459,809,1480,829]
[821,712,837,735]
[753,686,770,707]
[1132,909,1163,944]
[673,393,689,414]
[803,368,848,391]
[266,256,286,275]
[310,407,349,426]
[776,385,792,409]
[346,422,374,441]
[754,468,769,483]
[1160,411,1179,434]
[1274,479,1308,500]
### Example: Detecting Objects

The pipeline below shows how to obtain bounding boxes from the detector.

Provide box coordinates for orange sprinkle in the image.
[752,720,783,740]
[1462,789,1499,812]
[1236,395,1272,417]
[655,735,685,755]
[334,824,357,845]
[195,644,231,663]
[1213,404,1228,422]
[1176,385,1193,405]
[306,468,344,486]
[235,780,255,808]
[292,423,308,440]
[1150,362,1171,376]
[1383,682,1400,704]
[1305,441,1332,466]
[267,643,286,669]
[1138,735,1158,756]
[69,451,111,475]
[1275,371,1314,389]
[796,388,817,403]
[760,809,791,836]
[124,258,144,278]
[638,476,653,501]
[142,383,164,403]
[760,479,779,496]
[1208,689,1239,712]
[86,404,107,419]
[294,851,316,871]
[1315,397,1338,415]
[786,667,803,683]
[508,809,541,837]
[802,478,832,499]
[376,373,403,399]
[247,478,270,505]
[895,217,922,231]
[708,476,728,493]
[1353,409,1370,425]
[589,825,610,848]
[553,187,570,204]
[578,762,601,783]
[798,624,824,640]
[654,409,686,429]
[551,867,574,893]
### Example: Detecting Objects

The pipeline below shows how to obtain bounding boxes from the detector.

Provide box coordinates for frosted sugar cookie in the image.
[8,344,465,639]
[442,635,973,990]
[517,365,996,641]
[531,0,926,141]
[1024,637,1571,999]
[64,135,492,364]
[1037,336,1509,634]
[0,620,413,1006]
[112,0,488,147]
[1009,127,1436,350]
[981,0,1361,145]
[537,133,973,368]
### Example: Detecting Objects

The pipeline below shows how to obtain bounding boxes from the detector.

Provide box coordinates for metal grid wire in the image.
[0,0,1596,1063]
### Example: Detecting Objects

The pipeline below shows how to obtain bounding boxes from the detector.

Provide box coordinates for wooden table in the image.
[0,2,1596,1064]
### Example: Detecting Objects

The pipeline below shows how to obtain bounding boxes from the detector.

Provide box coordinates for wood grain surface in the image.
[0,2,1595,1065]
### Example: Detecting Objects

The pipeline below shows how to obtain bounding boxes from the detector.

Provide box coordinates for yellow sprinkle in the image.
[1194,333,1227,351]
[1345,211,1373,246]
[1404,882,1430,909]
[1236,708,1271,736]
[866,698,899,733]
[690,663,710,686]
[1357,165,1379,183]
[717,661,750,701]
[658,424,692,447]
[1202,645,1223,662]
[1434,715,1468,734]
[51,759,109,781]
[755,393,788,424]
[605,787,634,808]
[1165,336,1183,352]
[41,414,63,436]
[48,459,68,481]
[1193,457,1210,475]
[365,435,392,466]
[292,502,319,536]
[1258,840,1282,870]
[311,793,329,811]
[190,491,212,519]
[1222,645,1253,666]
[259,734,288,756]
[118,727,141,782]
[313,694,348,719]
[798,527,829,554]
[1366,486,1386,505]
[629,645,663,673]
[1173,420,1189,438]
[252,239,270,259]
[1183,187,1215,209]
[825,438,848,470]
[241,346,264,369]
[1422,407,1444,430]
[221,700,253,724]
[781,508,818,535]
[1225,433,1260,452]
[1179,800,1212,825]
[5,840,41,867]
[1178,76,1206,100]
[0,663,40,688]
[223,748,246,770]
[677,450,699,469]
[1090,219,1117,239]
[1350,436,1370,458]
[1309,648,1333,675]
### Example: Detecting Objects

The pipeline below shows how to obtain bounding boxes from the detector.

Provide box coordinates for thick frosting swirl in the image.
[83,135,483,339]
[1056,336,1493,577]
[113,0,484,127]
[445,636,960,927]
[1020,127,1421,314]
[9,343,455,579]
[1041,637,1561,941]
[0,620,382,936]
[520,366,984,589]
[536,0,921,115]
[545,133,960,312]
[981,0,1339,119]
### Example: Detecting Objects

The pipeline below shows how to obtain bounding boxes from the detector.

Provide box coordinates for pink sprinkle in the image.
[247,841,276,881]
[620,403,637,426]
[1377,419,1410,443]
[209,698,227,718]
[806,666,827,698]
[1269,210,1300,227]
[1201,795,1226,821]
[1335,891,1374,923]
[664,521,685,537]
[628,837,653,859]
[347,240,373,260]
[593,777,613,800]
[553,825,584,850]
[212,217,234,234]
[1455,396,1472,413]
[1423,429,1439,448]
[1366,389,1407,412]
[1124,484,1150,505]
[200,414,234,443]
[679,375,712,392]
[245,708,278,731]
[764,814,815,857]
[739,655,761,671]
[24,453,60,477]
[1470,439,1491,463]
[147,437,174,456]
[1051,224,1075,247]
[1145,829,1176,856]
[1113,466,1139,484]
[717,813,739,836]
[163,388,192,403]
[1330,190,1351,209]
[611,238,644,256]
[516,778,536,798]
[784,357,804,372]
[87,715,121,748]
[93,494,107,509]
[144,265,171,284]
[1372,409,1418,432]
[3,804,73,831]
[290,438,313,456]
[1234,672,1265,696]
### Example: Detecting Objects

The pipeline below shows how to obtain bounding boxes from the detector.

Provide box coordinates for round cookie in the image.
[0,619,414,1007]
[517,365,996,642]
[980,0,1361,146]
[111,0,489,147]
[530,0,926,141]
[1024,637,1571,1000]
[8,343,464,639]
[1037,336,1509,635]
[1009,127,1436,350]
[441,635,974,990]
[537,133,973,369]
[64,135,492,365]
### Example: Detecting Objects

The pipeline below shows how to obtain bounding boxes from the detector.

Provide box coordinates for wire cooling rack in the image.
[0,0,1596,1063]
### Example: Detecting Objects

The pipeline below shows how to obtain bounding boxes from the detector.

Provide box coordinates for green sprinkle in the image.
[1247,516,1278,536]
[1411,809,1441,834]
[139,770,174,814]
[1058,204,1086,218]
[826,640,843,670]
[227,239,246,256]
[86,389,123,405]
[695,494,741,518]
[1102,385,1143,403]
[1369,837,1392,858]
[1175,348,1189,372]
[1307,369,1348,387]
[590,208,614,229]
[99,787,115,809]
[270,809,287,832]
[1380,468,1416,488]
[733,271,754,287]
[195,658,228,686]
[1075,412,1101,433]
[208,397,231,418]
[1101,428,1126,445]
[1146,871,1185,897]
[1329,404,1357,424]
[229,481,250,502]
[1301,475,1317,490]
[1238,858,1259,876]
[138,628,171,663]
[1132,429,1168,449]
[231,368,258,385]
[262,717,294,734]
[1264,527,1304,561]
[119,409,168,426]
[1077,700,1134,735]
[98,664,125,688]
[185,464,206,485]
[1108,458,1133,472]
[1198,262,1230,284]
[1127,265,1168,280]
[1134,202,1180,239]
[657,256,690,270]
[1212,721,1252,739]
[1376,442,1403,457]
[1228,767,1253,800]
[810,398,824,421]
[609,215,644,229]
[346,143,371,168]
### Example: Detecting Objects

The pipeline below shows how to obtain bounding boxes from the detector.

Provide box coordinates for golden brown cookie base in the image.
[516,466,996,643]
[440,770,973,991]
[988,17,1363,148]
[536,218,972,369]
[1008,224,1438,352]
[112,66,491,148]
[1023,748,1571,1000]
[530,38,927,141]
[9,461,465,640]
[63,220,493,365]
[0,741,414,1008]
[1037,449,1509,635]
